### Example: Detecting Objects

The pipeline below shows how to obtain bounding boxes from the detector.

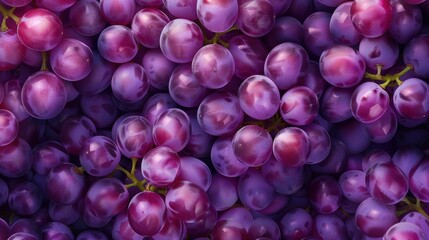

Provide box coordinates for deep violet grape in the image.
[45,163,85,205]
[111,62,149,103]
[69,0,106,36]
[308,175,342,214]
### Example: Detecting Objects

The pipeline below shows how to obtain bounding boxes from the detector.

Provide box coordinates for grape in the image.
[196,0,238,33]
[263,16,304,49]
[142,48,178,90]
[168,63,209,108]
[175,156,212,191]
[310,138,348,175]
[141,93,177,125]
[136,0,162,7]
[97,25,138,64]
[383,222,427,240]
[49,38,94,81]
[0,29,25,71]
[112,210,144,240]
[21,71,67,120]
[358,35,399,70]
[152,108,190,152]
[314,213,348,239]
[401,211,429,238]
[80,89,119,128]
[154,215,187,240]
[17,8,63,51]
[329,2,362,46]
[132,8,170,49]
[0,109,18,147]
[0,80,30,121]
[34,0,76,12]
[409,157,429,202]
[163,0,197,20]
[308,175,342,214]
[115,115,153,159]
[303,12,337,57]
[331,119,370,154]
[393,78,429,120]
[159,18,204,63]
[100,0,136,25]
[301,123,331,164]
[8,233,38,240]
[279,208,312,240]
[350,0,393,38]
[228,34,268,80]
[182,110,215,158]
[210,134,249,177]
[211,208,251,239]
[272,127,310,168]
[111,62,149,103]
[355,197,398,238]
[237,75,280,120]
[185,205,217,238]
[40,222,73,240]
[264,42,309,90]
[392,146,423,178]
[232,125,272,167]
[45,163,85,204]
[320,86,354,123]
[197,91,244,136]
[69,0,106,36]
[165,180,211,222]
[76,230,109,240]
[319,45,366,88]
[207,173,238,211]
[257,192,289,216]
[350,81,390,123]
[388,1,422,44]
[339,170,371,203]
[236,0,275,37]
[32,140,69,175]
[192,44,235,89]
[361,107,397,144]
[81,204,112,228]
[85,178,129,218]
[238,168,275,210]
[79,135,121,177]
[48,202,80,225]
[0,138,32,178]
[297,60,326,98]
[0,177,8,206]
[141,146,181,187]
[60,115,97,155]
[280,86,319,126]
[8,181,43,216]
[1,0,31,7]
[248,217,280,240]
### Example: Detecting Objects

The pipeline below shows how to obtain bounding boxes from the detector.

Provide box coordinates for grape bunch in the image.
[1,0,429,239]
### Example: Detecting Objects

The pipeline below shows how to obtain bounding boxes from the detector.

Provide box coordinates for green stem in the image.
[398,197,429,219]
[365,64,413,89]
[116,160,146,192]
[0,5,19,31]
[41,52,49,71]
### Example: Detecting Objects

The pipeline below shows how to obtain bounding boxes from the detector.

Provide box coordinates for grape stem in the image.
[203,25,239,47]
[364,64,414,89]
[40,52,49,71]
[244,112,287,134]
[116,158,146,192]
[0,5,20,31]
[397,196,429,219]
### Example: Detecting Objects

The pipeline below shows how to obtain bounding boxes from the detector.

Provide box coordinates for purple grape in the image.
[301,123,331,164]
[0,177,8,206]
[218,206,253,229]
[339,170,371,203]
[99,0,136,25]
[85,178,129,218]
[141,146,181,187]
[320,86,354,123]
[81,202,112,228]
[361,149,391,172]
[248,217,281,240]
[232,125,272,167]
[112,210,144,240]
[272,127,310,168]
[330,2,362,46]
[392,146,423,178]
[331,118,371,154]
[7,233,38,240]
[152,108,190,152]
[17,8,63,51]
[40,222,73,240]
[303,11,337,57]
[358,35,399,70]
[32,140,69,175]
[34,0,76,12]
[80,135,121,177]
[393,78,429,120]
[0,138,32,178]
[308,175,342,214]
[80,89,119,129]
[164,0,197,20]
[350,0,393,38]
[1,0,31,7]
[355,197,398,238]
[185,205,217,238]
[314,213,348,239]
[182,110,215,158]
[111,62,149,103]
[238,168,275,210]
[0,29,25,71]
[159,18,204,63]
[279,208,312,240]
[168,63,209,107]
[0,109,18,146]
[388,1,422,44]
[236,0,275,37]
[409,157,429,202]
[153,215,187,240]
[141,93,177,125]
[280,86,319,126]
[361,107,397,143]
[196,0,238,33]
[132,8,169,49]
[8,181,43,216]
[264,42,309,90]
[21,71,67,120]
[115,115,153,159]
[319,45,366,88]
[197,91,244,136]
[210,134,249,177]
[60,115,97,155]
[142,48,177,90]
[9,218,39,239]
[350,81,390,123]
[263,16,304,49]
[76,230,109,240]
[69,0,106,36]
[49,38,94,81]
[207,173,238,211]
[257,192,289,216]
[0,79,30,121]
[97,25,138,63]
[45,163,85,204]
[309,138,348,175]
[175,156,212,191]
[296,60,326,98]
[383,222,427,240]
[401,211,429,238]
[165,180,210,222]
[48,202,80,225]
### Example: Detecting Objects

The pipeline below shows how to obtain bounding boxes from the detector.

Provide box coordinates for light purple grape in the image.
[196,0,238,33]
[69,0,106,36]
[330,2,362,46]
[175,156,212,191]
[393,78,429,120]
[314,213,348,239]
[280,86,319,126]
[361,149,392,172]
[159,18,204,63]
[165,180,211,222]
[152,108,190,152]
[192,44,235,89]
[264,42,309,90]
[97,25,138,63]
[79,135,121,177]
[228,34,268,80]
[81,203,112,228]
[272,127,310,168]
[1,80,29,121]
[350,0,393,38]
[401,212,429,239]
[49,38,94,81]
[142,47,178,90]
[236,0,275,37]
[409,157,429,202]
[355,197,398,238]
[115,115,153,158]
[350,81,390,123]
[238,168,275,210]
[359,35,399,70]
[392,146,423,178]
[141,146,180,187]
[45,163,85,205]
[361,107,397,143]
[383,222,427,240]
[21,71,67,120]
[163,0,197,20]
[319,45,366,88]
[197,91,244,136]
[218,206,253,230]
[169,63,208,107]
[339,170,371,203]
[279,208,312,240]
[132,8,170,48]
[303,11,337,57]
[111,62,149,103]
[237,75,280,120]
[320,86,354,122]
[207,173,238,211]
[232,125,272,167]
[210,134,249,177]
[0,109,19,147]
[141,93,177,125]
[99,0,135,25]
[388,1,422,44]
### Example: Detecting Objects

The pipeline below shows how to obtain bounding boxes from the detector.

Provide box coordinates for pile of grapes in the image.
[1,0,429,239]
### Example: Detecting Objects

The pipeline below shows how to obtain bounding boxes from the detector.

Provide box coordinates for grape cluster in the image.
[0,0,429,239]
